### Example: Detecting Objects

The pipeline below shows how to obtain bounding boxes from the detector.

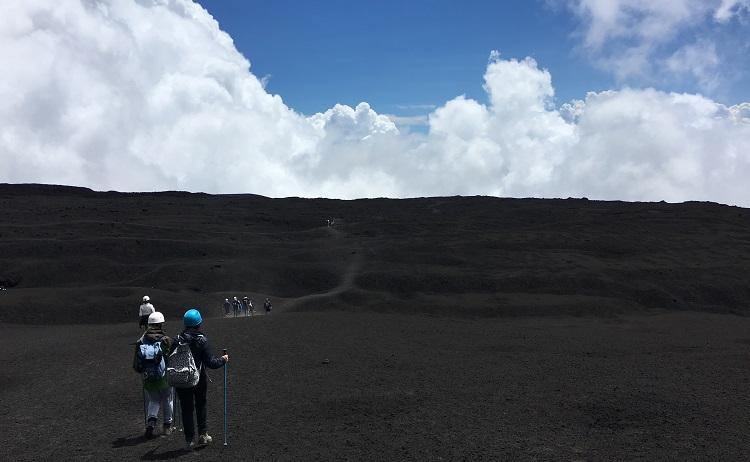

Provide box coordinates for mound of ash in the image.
[1,183,748,324]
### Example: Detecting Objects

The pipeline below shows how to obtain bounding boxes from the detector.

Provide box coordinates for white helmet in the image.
[233,296,238,300]
[143,295,150,302]
[147,312,165,324]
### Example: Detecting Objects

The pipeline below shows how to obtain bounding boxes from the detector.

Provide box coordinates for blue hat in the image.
[183,308,203,327]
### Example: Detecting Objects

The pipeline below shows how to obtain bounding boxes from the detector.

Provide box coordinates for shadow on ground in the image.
[111,434,148,448]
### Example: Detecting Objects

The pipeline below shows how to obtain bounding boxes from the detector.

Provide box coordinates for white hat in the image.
[143,295,150,302]
[147,312,165,324]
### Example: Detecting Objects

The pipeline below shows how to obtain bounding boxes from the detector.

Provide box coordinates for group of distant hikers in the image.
[223,295,272,316]
[133,295,229,451]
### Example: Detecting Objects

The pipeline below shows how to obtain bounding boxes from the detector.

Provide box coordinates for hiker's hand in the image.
[222,355,229,363]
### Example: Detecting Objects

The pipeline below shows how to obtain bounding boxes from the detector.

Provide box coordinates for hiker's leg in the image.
[144,388,160,425]
[195,374,209,435]
[177,387,195,442]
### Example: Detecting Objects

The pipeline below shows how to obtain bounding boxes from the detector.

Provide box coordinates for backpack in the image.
[167,336,201,388]
[137,340,166,381]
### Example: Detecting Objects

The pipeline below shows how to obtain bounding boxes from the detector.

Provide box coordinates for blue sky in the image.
[195,0,749,118]
[194,1,612,116]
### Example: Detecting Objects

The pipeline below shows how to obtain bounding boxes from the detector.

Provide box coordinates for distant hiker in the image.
[171,308,229,450]
[264,297,272,314]
[232,296,241,317]
[246,297,254,317]
[133,312,174,439]
[223,298,231,316]
[139,295,155,328]
[241,296,249,315]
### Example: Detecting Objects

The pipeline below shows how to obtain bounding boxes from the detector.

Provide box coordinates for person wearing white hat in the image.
[133,311,174,438]
[138,295,155,329]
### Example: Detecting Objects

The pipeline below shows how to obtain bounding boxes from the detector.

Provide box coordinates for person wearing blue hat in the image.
[172,308,229,450]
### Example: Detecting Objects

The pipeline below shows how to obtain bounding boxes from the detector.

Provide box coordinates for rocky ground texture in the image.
[1,184,749,460]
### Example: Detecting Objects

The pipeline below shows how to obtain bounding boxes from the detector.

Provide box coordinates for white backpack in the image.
[167,338,201,388]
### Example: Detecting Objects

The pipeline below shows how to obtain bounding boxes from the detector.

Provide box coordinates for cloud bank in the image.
[1,0,749,205]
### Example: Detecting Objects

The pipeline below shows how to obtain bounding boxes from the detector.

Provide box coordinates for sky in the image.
[195,0,750,119]
[1,0,749,205]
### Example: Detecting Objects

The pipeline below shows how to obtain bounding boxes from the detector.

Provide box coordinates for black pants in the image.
[139,315,149,328]
[176,374,208,441]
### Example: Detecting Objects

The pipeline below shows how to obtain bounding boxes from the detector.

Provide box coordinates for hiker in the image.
[172,308,229,450]
[264,297,272,314]
[241,296,249,315]
[246,297,254,316]
[223,298,231,316]
[133,312,174,438]
[232,296,241,317]
[139,295,155,329]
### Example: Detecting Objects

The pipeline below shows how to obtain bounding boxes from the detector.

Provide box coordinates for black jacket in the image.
[173,328,226,375]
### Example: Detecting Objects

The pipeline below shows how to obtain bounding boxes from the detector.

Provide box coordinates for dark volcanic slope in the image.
[3,184,750,461]
[3,312,750,461]
[1,183,749,323]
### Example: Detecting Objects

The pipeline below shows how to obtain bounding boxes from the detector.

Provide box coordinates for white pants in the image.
[143,386,174,426]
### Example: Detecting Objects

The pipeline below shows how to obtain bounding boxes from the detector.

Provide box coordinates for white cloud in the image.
[564,0,747,91]
[569,0,702,50]
[563,90,750,203]
[666,40,721,92]
[715,0,750,22]
[1,0,749,206]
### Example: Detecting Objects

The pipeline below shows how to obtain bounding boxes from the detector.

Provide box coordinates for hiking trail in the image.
[281,221,364,311]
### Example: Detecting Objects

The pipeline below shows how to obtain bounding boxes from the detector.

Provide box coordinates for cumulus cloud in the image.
[1,0,749,206]
[562,90,750,203]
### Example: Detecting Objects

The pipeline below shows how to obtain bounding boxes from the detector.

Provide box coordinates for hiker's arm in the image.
[201,338,227,369]
[133,344,141,372]
[164,337,173,354]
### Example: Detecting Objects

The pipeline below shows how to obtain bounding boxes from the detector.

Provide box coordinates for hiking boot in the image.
[162,423,173,436]
[198,433,213,445]
[144,425,155,439]
[185,440,195,451]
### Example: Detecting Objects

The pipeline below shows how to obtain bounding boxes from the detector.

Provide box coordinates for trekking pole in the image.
[223,348,228,447]
[174,390,182,432]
